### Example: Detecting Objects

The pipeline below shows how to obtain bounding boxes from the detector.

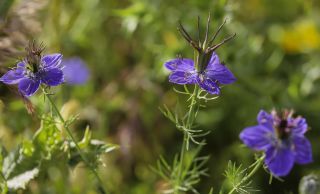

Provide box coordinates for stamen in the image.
[207,33,236,53]
[197,16,201,47]
[203,12,211,48]
[177,21,201,51]
[208,18,227,46]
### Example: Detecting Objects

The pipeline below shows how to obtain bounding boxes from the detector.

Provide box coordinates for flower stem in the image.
[227,155,265,194]
[175,86,199,194]
[44,91,107,194]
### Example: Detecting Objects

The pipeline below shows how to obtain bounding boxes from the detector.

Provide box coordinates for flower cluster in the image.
[163,16,314,179]
[240,110,313,176]
[0,42,64,96]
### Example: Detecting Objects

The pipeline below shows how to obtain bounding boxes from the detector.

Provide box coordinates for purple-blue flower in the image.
[240,109,313,177]
[62,57,89,85]
[164,52,236,94]
[0,53,64,96]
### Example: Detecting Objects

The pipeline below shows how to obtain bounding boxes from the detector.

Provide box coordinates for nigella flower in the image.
[0,42,64,96]
[163,15,236,94]
[62,57,89,85]
[164,52,236,94]
[240,109,313,176]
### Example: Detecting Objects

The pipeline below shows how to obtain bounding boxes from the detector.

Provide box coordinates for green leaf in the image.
[21,140,34,157]
[78,126,92,149]
[90,140,119,154]
[68,139,118,168]
[33,116,63,159]
[6,167,39,190]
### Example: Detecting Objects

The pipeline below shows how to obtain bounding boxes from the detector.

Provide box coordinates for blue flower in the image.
[62,57,89,85]
[240,109,313,177]
[0,53,64,96]
[164,52,236,94]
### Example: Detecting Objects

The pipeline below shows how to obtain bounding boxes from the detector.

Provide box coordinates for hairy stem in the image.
[175,86,199,194]
[44,91,107,194]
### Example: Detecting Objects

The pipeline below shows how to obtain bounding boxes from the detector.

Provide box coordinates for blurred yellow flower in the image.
[281,19,320,53]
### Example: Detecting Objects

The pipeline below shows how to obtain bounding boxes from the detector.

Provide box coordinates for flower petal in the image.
[40,68,64,86]
[257,110,274,131]
[239,125,273,150]
[291,117,308,135]
[169,70,197,84]
[42,54,63,69]
[196,75,220,95]
[164,58,194,71]
[205,52,236,84]
[265,146,295,176]
[0,62,26,84]
[293,136,313,164]
[18,78,40,96]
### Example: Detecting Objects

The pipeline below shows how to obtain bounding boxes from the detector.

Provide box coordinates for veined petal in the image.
[169,70,197,84]
[257,110,274,131]
[265,146,295,176]
[196,75,220,95]
[164,58,195,71]
[291,117,308,135]
[205,52,236,84]
[293,136,313,164]
[42,54,63,69]
[0,62,26,84]
[208,52,221,67]
[0,70,24,84]
[18,78,40,96]
[40,68,64,86]
[239,125,273,150]
[17,61,26,68]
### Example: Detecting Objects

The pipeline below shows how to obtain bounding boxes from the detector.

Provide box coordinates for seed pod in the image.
[299,175,320,194]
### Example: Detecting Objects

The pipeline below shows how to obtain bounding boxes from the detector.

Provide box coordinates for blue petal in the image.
[61,57,89,85]
[265,146,295,176]
[196,75,220,95]
[205,52,236,84]
[257,110,274,131]
[164,58,194,71]
[42,54,63,69]
[0,62,26,84]
[293,136,313,164]
[239,125,273,150]
[169,70,197,84]
[18,78,40,96]
[40,68,64,86]
[290,117,308,135]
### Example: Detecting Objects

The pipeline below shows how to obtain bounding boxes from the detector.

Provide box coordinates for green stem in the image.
[175,86,199,194]
[44,91,107,194]
[227,155,265,194]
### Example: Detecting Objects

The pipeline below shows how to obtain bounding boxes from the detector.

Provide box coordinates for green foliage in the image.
[1,0,320,193]
[152,147,209,194]
[0,0,14,19]
[0,115,116,193]
[222,155,265,194]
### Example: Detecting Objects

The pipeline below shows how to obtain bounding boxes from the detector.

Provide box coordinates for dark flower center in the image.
[25,41,45,73]
[276,119,290,140]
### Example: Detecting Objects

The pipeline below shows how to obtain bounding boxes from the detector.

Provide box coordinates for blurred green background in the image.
[1,0,320,193]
